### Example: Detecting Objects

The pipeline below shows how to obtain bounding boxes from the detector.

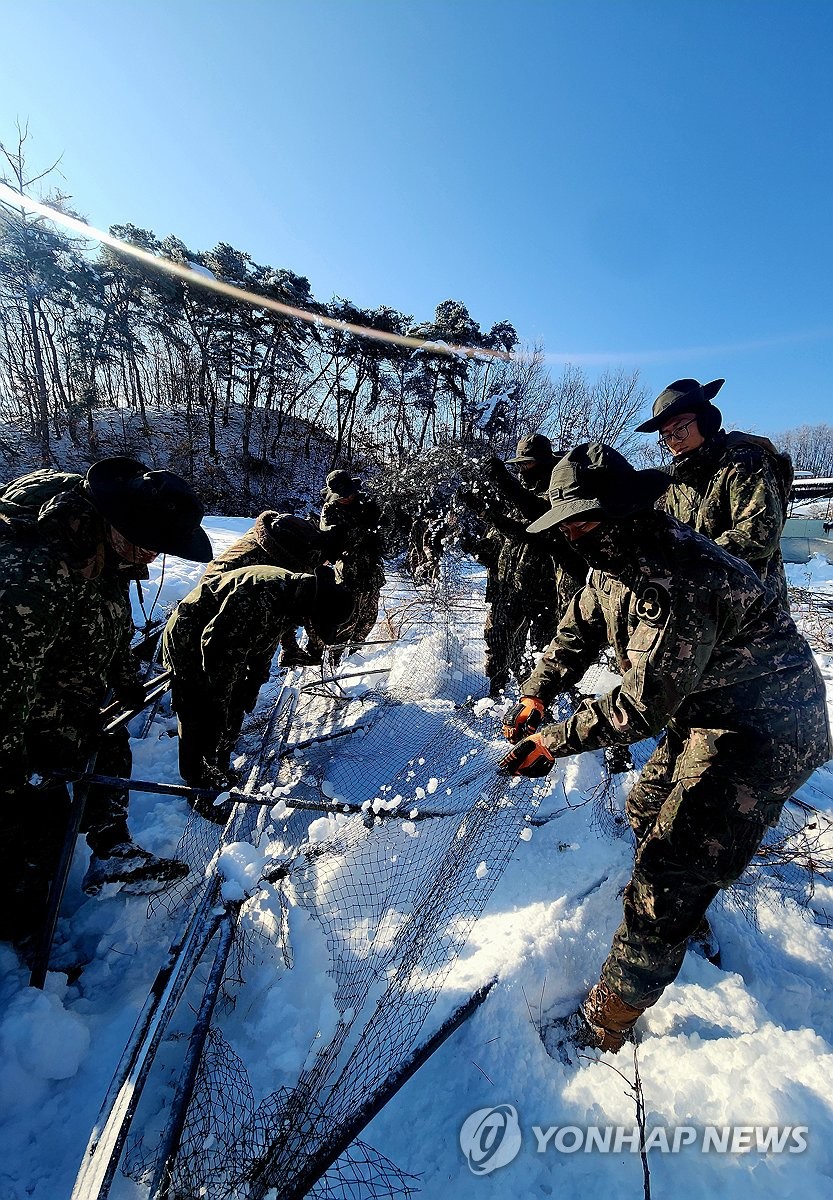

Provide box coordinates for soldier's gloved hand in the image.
[457,487,488,517]
[502,696,545,743]
[114,679,147,711]
[498,734,555,777]
[484,455,511,483]
[239,662,269,713]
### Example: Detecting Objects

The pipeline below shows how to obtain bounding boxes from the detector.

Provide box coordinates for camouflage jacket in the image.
[163,565,312,715]
[523,514,830,783]
[486,472,586,608]
[658,430,790,608]
[0,470,145,780]
[203,511,321,579]
[319,490,385,591]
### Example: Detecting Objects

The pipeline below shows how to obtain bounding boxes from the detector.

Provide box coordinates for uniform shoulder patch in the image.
[634,579,671,627]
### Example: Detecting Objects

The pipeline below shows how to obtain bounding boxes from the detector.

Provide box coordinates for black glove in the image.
[498,735,555,777]
[457,486,490,518]
[113,679,148,711]
[484,455,512,484]
[239,657,271,713]
[502,696,545,743]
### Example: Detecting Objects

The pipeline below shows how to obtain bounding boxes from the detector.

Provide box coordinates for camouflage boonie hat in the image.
[326,469,361,497]
[506,433,554,466]
[526,443,671,533]
[636,378,725,434]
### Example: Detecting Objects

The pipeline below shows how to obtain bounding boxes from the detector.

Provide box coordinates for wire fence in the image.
[106,552,833,1199]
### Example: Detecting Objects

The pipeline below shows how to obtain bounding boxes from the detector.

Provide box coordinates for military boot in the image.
[579,980,646,1053]
[183,760,238,824]
[279,646,318,669]
[82,842,189,896]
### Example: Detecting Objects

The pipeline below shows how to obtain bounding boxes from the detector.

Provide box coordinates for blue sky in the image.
[2,0,831,436]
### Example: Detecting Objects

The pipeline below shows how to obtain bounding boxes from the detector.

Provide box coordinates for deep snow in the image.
[1,522,832,1199]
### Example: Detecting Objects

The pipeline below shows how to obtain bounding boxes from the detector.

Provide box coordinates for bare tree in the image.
[544,364,649,454]
[0,125,69,463]
[777,423,833,478]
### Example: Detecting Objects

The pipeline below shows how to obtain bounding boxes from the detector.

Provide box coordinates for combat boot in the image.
[279,646,318,669]
[82,842,189,896]
[579,980,646,1053]
[181,759,239,824]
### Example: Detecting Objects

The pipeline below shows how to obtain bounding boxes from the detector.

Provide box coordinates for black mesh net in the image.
[112,551,832,1200]
[121,556,585,1199]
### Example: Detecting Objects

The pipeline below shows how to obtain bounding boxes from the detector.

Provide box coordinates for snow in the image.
[0,985,90,1087]
[187,261,217,280]
[216,839,272,902]
[788,553,833,592]
[1,520,833,1199]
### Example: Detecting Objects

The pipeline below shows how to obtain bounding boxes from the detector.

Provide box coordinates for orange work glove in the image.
[498,734,555,777]
[502,696,545,743]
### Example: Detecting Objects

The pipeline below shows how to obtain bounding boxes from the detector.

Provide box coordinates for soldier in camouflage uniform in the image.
[501,444,831,1053]
[637,377,792,608]
[480,435,587,696]
[202,511,336,667]
[163,564,352,815]
[315,470,386,658]
[0,458,211,946]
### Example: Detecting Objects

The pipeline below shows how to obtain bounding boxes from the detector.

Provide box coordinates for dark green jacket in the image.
[163,565,311,723]
[487,470,586,613]
[319,490,385,591]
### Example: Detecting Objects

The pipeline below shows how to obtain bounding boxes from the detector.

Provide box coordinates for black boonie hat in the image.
[86,457,212,562]
[526,443,671,533]
[635,378,725,434]
[326,469,361,497]
[506,433,554,466]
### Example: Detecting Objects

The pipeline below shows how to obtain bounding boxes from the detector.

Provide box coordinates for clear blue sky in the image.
[2,0,831,436]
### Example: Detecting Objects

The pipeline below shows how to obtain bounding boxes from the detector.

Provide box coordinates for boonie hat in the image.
[326,469,361,497]
[86,457,212,561]
[635,378,725,434]
[506,433,554,466]
[526,443,671,533]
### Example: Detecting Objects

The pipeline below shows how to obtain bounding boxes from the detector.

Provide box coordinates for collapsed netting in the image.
[145,557,488,925]
[122,557,833,1199]
[124,1031,418,1200]
[126,560,564,1199]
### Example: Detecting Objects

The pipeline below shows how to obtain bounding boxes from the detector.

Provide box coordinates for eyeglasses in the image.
[658,417,698,445]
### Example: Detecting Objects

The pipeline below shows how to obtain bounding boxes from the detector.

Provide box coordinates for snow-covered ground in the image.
[1,524,833,1199]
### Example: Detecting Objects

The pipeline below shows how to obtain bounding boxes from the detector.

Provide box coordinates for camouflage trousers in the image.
[0,726,132,944]
[167,665,257,786]
[601,724,815,1008]
[484,589,559,693]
